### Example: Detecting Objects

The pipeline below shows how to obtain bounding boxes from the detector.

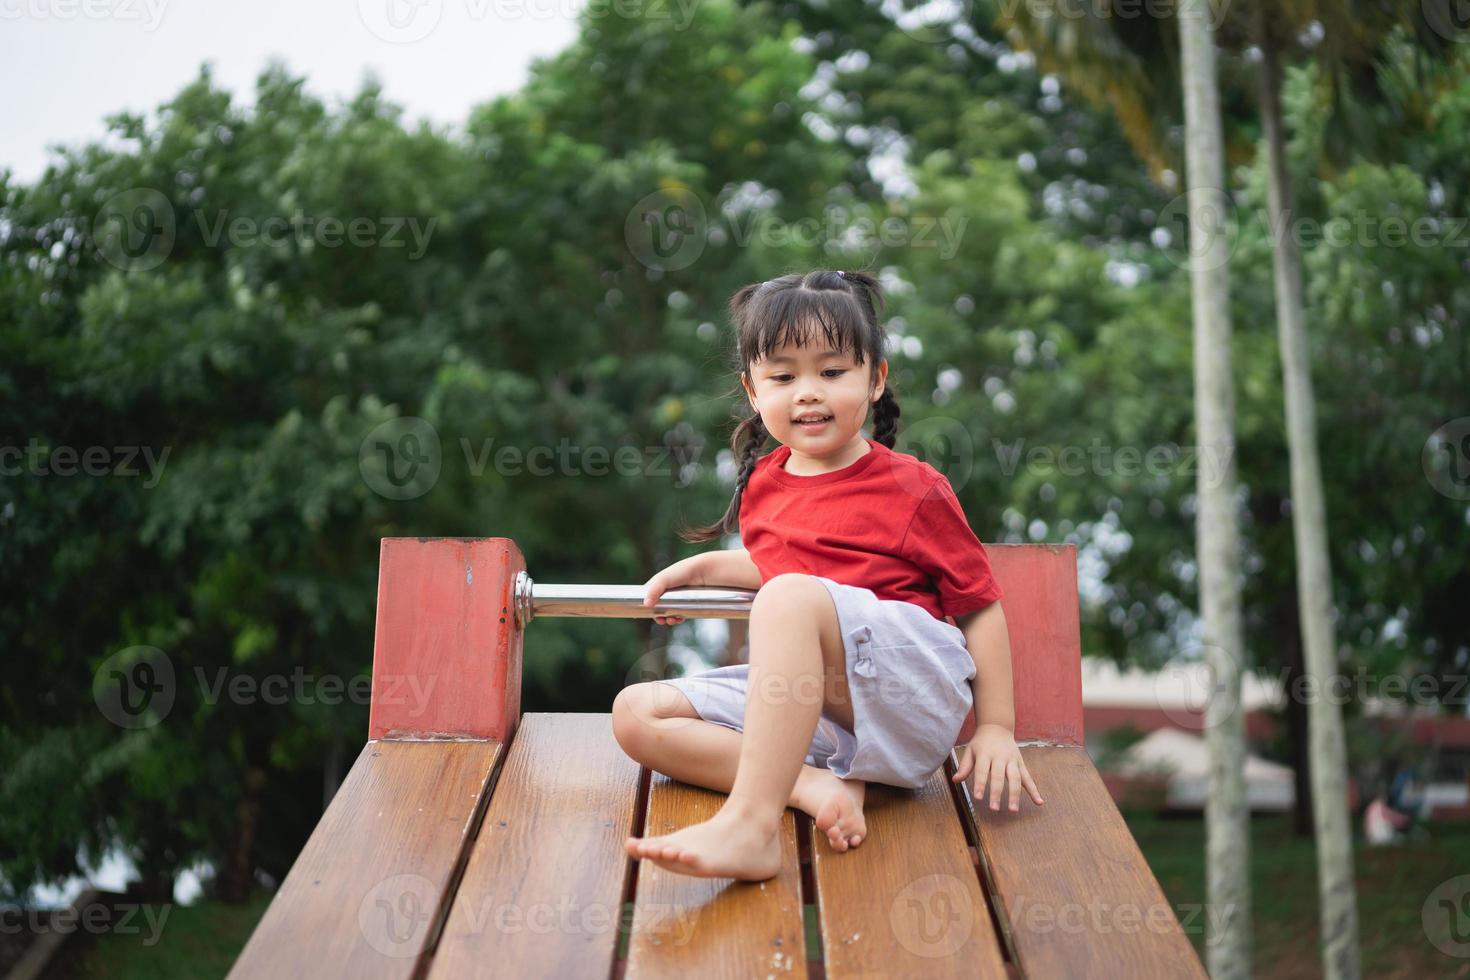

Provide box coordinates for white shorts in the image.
[658,575,976,790]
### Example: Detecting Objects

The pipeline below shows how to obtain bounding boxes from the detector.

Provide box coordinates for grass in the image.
[1124,810,1470,979]
[47,889,272,980]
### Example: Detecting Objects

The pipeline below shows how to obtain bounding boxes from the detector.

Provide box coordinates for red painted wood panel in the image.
[956,543,1083,746]
[369,537,524,741]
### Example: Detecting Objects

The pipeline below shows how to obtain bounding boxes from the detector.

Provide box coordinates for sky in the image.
[1,0,583,185]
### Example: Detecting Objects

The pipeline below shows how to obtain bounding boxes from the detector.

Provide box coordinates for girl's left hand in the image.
[952,723,1045,812]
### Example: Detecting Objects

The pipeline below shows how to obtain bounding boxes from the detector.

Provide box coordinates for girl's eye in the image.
[772,369,846,382]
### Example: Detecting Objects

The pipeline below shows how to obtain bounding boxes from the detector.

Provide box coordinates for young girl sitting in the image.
[612,269,1043,881]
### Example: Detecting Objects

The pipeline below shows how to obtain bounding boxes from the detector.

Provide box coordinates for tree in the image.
[1249,5,1360,973]
[1176,1,1252,972]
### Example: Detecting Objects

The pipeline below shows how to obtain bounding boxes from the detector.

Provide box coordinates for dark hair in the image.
[678,268,900,543]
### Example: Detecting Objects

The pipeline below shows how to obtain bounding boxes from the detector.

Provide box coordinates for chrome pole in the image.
[513,571,755,629]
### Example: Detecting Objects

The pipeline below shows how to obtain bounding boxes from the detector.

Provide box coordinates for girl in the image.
[613,269,1043,881]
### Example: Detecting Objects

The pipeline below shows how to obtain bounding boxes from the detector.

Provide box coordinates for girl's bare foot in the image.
[624,808,782,880]
[795,769,867,852]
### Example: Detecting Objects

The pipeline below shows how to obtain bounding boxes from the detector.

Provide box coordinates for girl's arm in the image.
[695,547,764,591]
[644,548,763,625]
[960,601,1015,731]
[951,600,1045,812]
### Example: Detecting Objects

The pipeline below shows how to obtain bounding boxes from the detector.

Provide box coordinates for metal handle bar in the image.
[513,571,755,628]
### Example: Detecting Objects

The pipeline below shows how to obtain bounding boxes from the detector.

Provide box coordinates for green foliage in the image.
[2,0,1465,905]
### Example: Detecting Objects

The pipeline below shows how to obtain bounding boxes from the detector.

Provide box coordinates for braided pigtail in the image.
[677,411,768,543]
[871,384,901,448]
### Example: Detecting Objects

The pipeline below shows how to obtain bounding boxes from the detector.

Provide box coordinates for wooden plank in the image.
[370,537,524,741]
[958,745,1208,979]
[228,739,500,979]
[809,775,1009,978]
[625,775,807,979]
[957,544,1084,746]
[428,714,642,978]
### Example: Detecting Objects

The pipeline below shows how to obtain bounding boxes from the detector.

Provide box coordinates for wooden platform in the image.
[228,538,1208,978]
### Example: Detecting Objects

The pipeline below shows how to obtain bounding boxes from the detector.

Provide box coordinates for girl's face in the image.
[741,339,887,466]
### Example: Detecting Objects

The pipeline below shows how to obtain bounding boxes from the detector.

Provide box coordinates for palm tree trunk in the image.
[1256,17,1363,979]
[1177,2,1251,975]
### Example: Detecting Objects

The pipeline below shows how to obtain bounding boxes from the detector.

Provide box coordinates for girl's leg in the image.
[623,573,858,879]
[611,682,857,826]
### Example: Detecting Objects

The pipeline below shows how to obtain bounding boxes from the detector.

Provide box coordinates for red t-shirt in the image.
[738,437,1003,623]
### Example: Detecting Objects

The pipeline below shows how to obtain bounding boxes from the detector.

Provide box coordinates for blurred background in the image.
[1,0,1467,976]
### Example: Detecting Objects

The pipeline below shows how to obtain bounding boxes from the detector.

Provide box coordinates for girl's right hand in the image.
[643,560,702,627]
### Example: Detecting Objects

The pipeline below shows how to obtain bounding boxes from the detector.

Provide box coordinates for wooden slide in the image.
[227,537,1207,978]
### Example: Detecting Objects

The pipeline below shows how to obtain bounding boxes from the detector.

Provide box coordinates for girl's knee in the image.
[611,685,651,748]
[753,573,827,615]
[612,682,696,749]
